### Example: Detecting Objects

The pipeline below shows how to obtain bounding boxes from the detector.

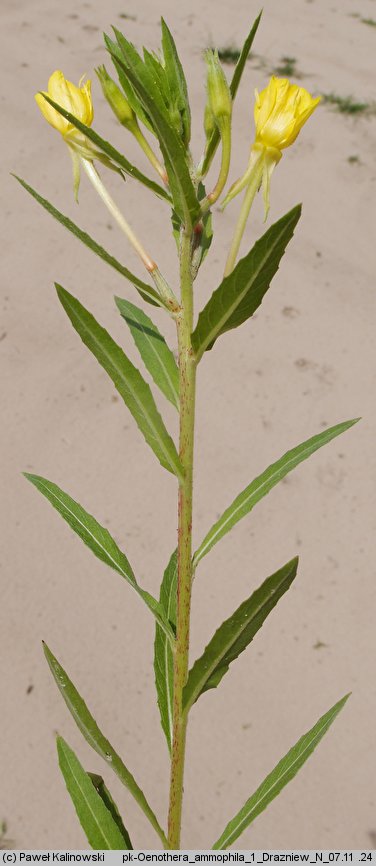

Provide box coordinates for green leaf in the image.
[56,285,183,479]
[115,298,179,410]
[13,175,165,310]
[46,646,167,846]
[212,693,350,849]
[192,205,302,360]
[161,18,191,146]
[56,737,129,849]
[109,32,200,227]
[39,95,170,202]
[25,474,174,642]
[88,774,133,849]
[193,418,360,568]
[201,11,262,175]
[184,557,298,711]
[154,550,178,753]
[142,49,171,109]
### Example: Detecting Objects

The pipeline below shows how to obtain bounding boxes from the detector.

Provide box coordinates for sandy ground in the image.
[1,0,376,851]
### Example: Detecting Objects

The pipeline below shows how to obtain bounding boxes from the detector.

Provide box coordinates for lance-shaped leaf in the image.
[88,774,133,849]
[40,95,170,202]
[57,737,128,849]
[161,18,191,146]
[116,298,179,410]
[25,474,174,641]
[201,11,262,176]
[56,285,183,479]
[109,32,200,227]
[154,550,178,753]
[13,175,165,310]
[45,645,167,847]
[193,418,359,568]
[212,694,350,849]
[184,557,298,711]
[192,205,301,360]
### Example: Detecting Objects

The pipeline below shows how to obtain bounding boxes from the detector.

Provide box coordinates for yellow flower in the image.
[222,76,320,219]
[35,70,93,139]
[35,70,96,201]
[253,76,320,154]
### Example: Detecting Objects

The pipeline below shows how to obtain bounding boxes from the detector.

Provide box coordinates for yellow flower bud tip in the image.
[205,49,232,123]
[35,70,93,138]
[95,66,135,126]
[253,75,320,153]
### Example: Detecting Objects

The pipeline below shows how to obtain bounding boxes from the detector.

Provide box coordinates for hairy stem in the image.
[167,228,196,849]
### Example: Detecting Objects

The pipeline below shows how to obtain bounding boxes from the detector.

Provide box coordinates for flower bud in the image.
[95,65,136,128]
[205,50,232,125]
[204,102,216,139]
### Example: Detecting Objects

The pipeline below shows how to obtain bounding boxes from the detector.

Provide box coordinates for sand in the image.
[1,0,375,851]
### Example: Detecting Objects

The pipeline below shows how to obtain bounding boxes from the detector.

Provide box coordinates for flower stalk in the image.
[81,159,177,309]
[201,120,231,213]
[223,152,264,276]
[82,159,155,271]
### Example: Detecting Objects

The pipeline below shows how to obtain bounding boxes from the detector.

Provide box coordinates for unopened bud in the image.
[205,50,232,125]
[204,102,216,138]
[95,65,135,128]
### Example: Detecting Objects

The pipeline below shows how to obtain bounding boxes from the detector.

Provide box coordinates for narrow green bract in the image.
[161,19,191,146]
